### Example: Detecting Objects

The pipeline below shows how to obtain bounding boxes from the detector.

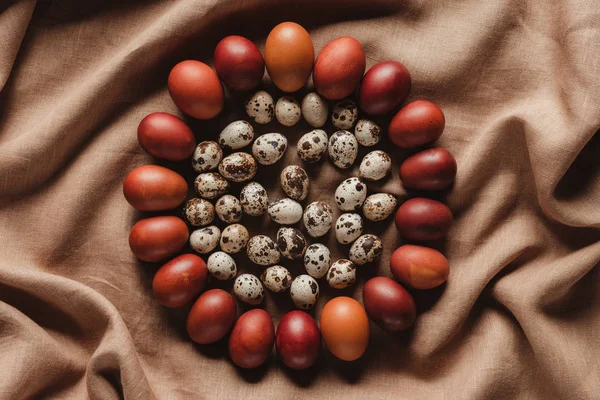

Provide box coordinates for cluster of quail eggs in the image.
[186,89,398,310]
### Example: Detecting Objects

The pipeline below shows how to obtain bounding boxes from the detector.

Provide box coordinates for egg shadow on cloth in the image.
[231,354,273,383]
[325,352,367,383]
[193,335,229,360]
[278,359,321,387]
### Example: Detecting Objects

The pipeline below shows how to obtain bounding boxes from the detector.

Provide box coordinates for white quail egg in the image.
[215,194,242,223]
[246,90,274,124]
[362,193,398,221]
[218,120,254,150]
[301,92,328,128]
[267,198,303,225]
[331,99,358,130]
[240,182,269,216]
[335,213,363,244]
[280,165,309,201]
[190,225,221,254]
[234,274,264,305]
[302,201,333,238]
[290,274,319,310]
[194,172,229,200]
[326,259,356,289]
[349,234,383,266]
[275,96,301,127]
[276,227,307,260]
[354,119,381,147]
[303,243,331,279]
[359,150,392,181]
[246,235,281,266]
[192,141,223,173]
[218,152,257,183]
[260,265,292,293]
[334,177,367,211]
[183,198,215,227]
[328,130,358,169]
[207,251,237,280]
[251,133,288,165]
[219,224,249,254]
[297,129,328,163]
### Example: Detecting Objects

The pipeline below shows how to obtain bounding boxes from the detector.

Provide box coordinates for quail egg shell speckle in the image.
[303,243,331,279]
[290,274,319,310]
[276,227,307,260]
[192,141,223,173]
[362,193,398,222]
[359,150,392,181]
[260,265,292,293]
[194,172,230,200]
[240,182,269,216]
[246,90,274,124]
[301,92,328,128]
[234,274,264,305]
[215,195,242,223]
[190,225,221,254]
[331,99,358,130]
[326,259,357,289]
[218,152,257,183]
[335,213,364,244]
[335,177,367,211]
[303,201,333,238]
[328,130,358,169]
[275,96,302,127]
[246,235,281,266]
[354,119,381,147]
[349,234,383,265]
[207,251,237,280]
[184,198,215,227]
[252,133,288,165]
[218,120,254,150]
[297,129,328,163]
[219,224,249,254]
[280,165,309,201]
[267,198,303,225]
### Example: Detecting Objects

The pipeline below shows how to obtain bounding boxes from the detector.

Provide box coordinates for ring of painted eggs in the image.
[123,165,188,212]
[390,244,449,289]
[276,311,321,370]
[389,100,445,148]
[187,289,237,344]
[214,35,264,91]
[152,254,208,308]
[358,61,411,115]
[363,277,416,331]
[229,309,275,369]
[320,296,369,361]
[399,148,457,190]
[129,216,189,262]
[137,112,196,161]
[395,198,453,241]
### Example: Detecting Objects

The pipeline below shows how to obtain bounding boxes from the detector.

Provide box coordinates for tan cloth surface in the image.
[1,0,600,399]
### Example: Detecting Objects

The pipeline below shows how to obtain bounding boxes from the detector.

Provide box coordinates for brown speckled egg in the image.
[206,251,237,280]
[331,99,358,130]
[303,243,331,279]
[328,130,358,169]
[301,92,328,128]
[260,265,292,293]
[234,273,264,305]
[219,224,249,254]
[362,193,397,222]
[335,213,363,244]
[218,120,254,150]
[275,96,302,127]
[240,182,269,216]
[194,172,230,200]
[297,129,328,164]
[215,195,242,223]
[268,198,303,225]
[252,133,288,165]
[354,119,381,147]
[246,235,281,266]
[280,165,309,201]
[245,90,274,124]
[183,198,215,227]
[290,274,319,310]
[190,225,221,254]
[276,227,307,260]
[192,141,223,173]
[359,150,392,181]
[349,234,383,265]
[335,177,367,211]
[326,259,357,289]
[303,201,333,238]
[218,152,257,183]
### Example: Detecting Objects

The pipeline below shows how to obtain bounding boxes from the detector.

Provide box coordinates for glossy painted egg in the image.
[320,296,369,361]
[245,90,275,124]
[206,251,237,280]
[267,198,303,225]
[152,254,208,308]
[252,133,288,165]
[194,172,230,200]
[297,129,328,163]
[335,213,364,244]
[233,273,265,305]
[219,224,249,254]
[362,193,397,222]
[331,99,358,130]
[313,37,365,100]
[214,35,264,91]
[123,165,187,211]
[215,195,242,223]
[363,277,416,331]
[276,227,307,260]
[240,182,269,216]
[395,198,452,241]
[229,309,275,368]
[218,152,257,183]
[289,275,319,310]
[349,234,383,265]
[187,289,237,344]
[129,216,189,262]
[218,120,254,150]
[303,201,333,238]
[301,92,328,128]
[335,177,367,211]
[358,61,411,115]
[260,265,292,293]
[390,244,449,289]
[190,225,221,254]
[399,148,457,190]
[246,235,281,266]
[192,141,223,173]
[183,198,215,227]
[328,130,358,169]
[137,112,196,161]
[280,165,309,201]
[388,100,445,148]
[275,96,302,127]
[326,259,356,289]
[303,243,331,279]
[359,150,392,181]
[276,311,321,370]
[168,60,224,120]
[264,22,314,92]
[354,119,382,147]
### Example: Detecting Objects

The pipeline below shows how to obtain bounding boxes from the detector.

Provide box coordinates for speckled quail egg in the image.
[218,120,254,150]
[234,274,264,305]
[290,274,319,310]
[207,251,237,280]
[192,141,223,173]
[349,234,383,265]
[359,150,392,181]
[331,99,358,130]
[267,198,303,225]
[275,96,301,127]
[303,201,333,238]
[194,172,230,200]
[260,265,292,293]
[354,119,381,147]
[251,133,287,165]
[362,193,398,222]
[276,227,307,260]
[219,224,249,254]
[190,225,221,254]
[326,259,356,289]
[183,198,215,227]
[297,129,328,163]
[335,213,364,244]
[246,90,274,124]
[218,152,257,183]
[301,92,328,128]
[215,195,242,223]
[240,182,269,216]
[335,177,367,211]
[280,165,309,201]
[328,130,358,169]
[246,235,281,266]
[303,243,331,279]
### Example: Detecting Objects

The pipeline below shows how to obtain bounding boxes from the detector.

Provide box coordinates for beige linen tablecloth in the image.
[1,0,599,399]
